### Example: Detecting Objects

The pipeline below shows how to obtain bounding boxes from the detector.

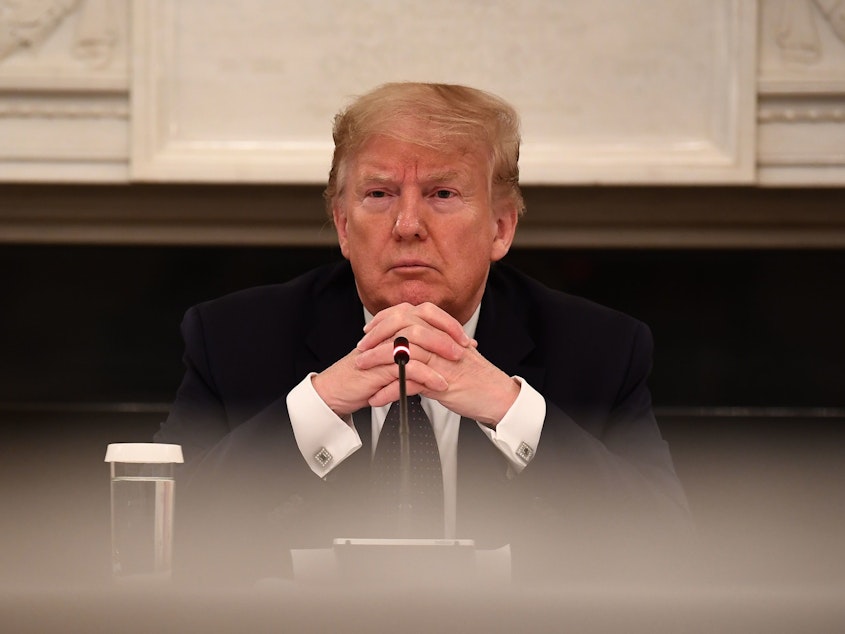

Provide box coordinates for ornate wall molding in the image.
[0,101,128,118]
[759,103,845,121]
[757,0,845,184]
[1,1,844,244]
[2,184,844,248]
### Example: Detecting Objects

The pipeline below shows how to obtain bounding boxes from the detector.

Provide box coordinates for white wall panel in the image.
[131,0,757,184]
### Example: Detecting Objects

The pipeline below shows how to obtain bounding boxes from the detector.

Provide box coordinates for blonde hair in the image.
[324,82,524,218]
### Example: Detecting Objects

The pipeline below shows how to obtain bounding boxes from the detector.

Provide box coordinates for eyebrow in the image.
[422,170,461,184]
[359,170,464,184]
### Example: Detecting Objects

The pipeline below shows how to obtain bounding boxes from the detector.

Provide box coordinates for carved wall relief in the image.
[0,0,128,181]
[0,0,79,62]
[775,0,845,63]
[0,0,122,74]
[762,0,845,80]
[73,0,119,69]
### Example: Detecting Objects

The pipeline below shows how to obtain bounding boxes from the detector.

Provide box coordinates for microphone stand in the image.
[325,337,484,585]
[394,337,411,536]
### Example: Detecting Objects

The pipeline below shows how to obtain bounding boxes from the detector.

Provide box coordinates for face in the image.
[333,128,518,324]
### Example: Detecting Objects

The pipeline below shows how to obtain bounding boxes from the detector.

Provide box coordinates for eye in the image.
[434,189,455,199]
[367,190,387,198]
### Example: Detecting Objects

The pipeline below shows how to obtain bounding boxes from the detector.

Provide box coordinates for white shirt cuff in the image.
[286,373,362,478]
[477,376,545,474]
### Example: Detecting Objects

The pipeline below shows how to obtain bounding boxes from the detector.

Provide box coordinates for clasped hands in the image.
[311,303,520,427]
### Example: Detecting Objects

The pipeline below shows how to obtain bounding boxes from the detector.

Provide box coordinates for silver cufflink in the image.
[315,447,333,467]
[516,442,534,463]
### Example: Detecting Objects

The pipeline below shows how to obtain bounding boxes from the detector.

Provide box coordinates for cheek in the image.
[343,213,365,241]
[344,219,386,265]
[452,218,496,252]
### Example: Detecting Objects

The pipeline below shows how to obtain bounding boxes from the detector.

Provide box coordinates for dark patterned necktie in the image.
[371,395,444,538]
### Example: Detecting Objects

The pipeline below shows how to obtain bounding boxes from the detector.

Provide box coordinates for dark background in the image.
[2,242,844,588]
[1,244,843,407]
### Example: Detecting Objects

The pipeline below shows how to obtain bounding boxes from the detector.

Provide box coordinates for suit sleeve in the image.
[508,321,697,581]
[154,306,301,482]
[155,305,374,584]
[153,306,229,465]
[522,322,688,514]
[153,307,324,583]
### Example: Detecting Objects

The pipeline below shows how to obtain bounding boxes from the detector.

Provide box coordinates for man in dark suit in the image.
[155,82,693,586]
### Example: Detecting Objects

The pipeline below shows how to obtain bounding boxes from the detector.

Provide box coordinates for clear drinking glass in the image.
[104,443,183,583]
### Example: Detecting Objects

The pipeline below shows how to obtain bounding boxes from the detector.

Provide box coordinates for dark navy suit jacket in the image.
[155,260,692,584]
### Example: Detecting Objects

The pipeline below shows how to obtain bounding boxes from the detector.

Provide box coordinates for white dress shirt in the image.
[286,304,545,538]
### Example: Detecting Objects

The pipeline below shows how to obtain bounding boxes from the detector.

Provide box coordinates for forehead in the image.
[348,133,491,182]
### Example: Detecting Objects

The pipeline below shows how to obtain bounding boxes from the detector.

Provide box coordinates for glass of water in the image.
[104,443,183,583]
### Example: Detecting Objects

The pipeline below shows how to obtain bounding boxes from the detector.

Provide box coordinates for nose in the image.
[392,192,428,240]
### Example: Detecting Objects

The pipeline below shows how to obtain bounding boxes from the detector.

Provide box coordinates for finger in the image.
[406,323,469,360]
[354,340,401,371]
[367,365,448,407]
[359,303,472,351]
[402,360,449,393]
[408,303,474,347]
[312,350,399,415]
[358,309,420,350]
[356,328,467,370]
[362,302,412,334]
[413,302,473,346]
[362,302,463,338]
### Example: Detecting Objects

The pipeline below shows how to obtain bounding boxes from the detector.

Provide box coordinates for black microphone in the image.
[393,336,410,365]
[393,337,411,533]
[393,336,410,421]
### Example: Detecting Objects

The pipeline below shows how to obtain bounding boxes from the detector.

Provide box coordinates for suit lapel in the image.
[474,268,542,388]
[296,262,364,379]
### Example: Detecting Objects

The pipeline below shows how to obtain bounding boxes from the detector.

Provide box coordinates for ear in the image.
[333,201,351,259]
[490,201,518,262]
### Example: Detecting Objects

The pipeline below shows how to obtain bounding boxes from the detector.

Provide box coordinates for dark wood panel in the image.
[1,245,843,407]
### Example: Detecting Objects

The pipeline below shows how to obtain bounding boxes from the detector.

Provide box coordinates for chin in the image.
[391,281,442,307]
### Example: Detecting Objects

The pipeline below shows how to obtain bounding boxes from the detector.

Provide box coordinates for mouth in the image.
[390,260,433,272]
